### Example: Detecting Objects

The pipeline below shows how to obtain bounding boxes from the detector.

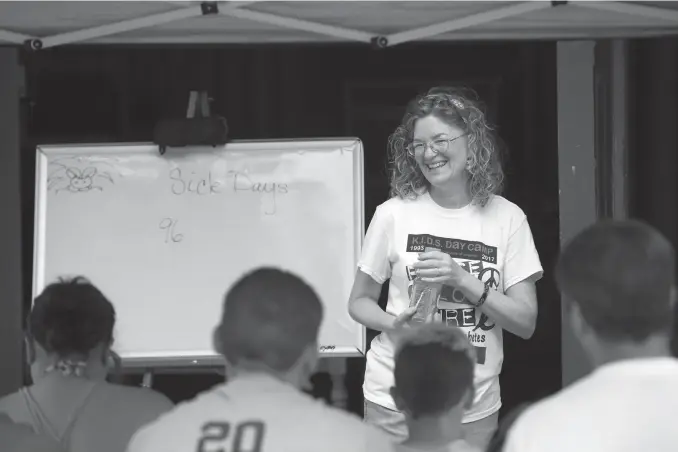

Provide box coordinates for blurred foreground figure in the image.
[391,324,480,452]
[505,220,678,452]
[127,268,395,452]
[0,277,172,452]
[0,413,63,452]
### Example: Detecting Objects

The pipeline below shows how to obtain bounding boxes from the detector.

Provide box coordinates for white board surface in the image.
[33,139,365,367]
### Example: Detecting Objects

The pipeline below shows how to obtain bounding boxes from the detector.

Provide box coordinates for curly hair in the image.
[387,86,504,207]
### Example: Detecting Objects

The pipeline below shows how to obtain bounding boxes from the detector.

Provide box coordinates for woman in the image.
[349,87,543,450]
[0,276,173,452]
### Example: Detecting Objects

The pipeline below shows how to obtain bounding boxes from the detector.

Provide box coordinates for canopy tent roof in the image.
[1,1,678,49]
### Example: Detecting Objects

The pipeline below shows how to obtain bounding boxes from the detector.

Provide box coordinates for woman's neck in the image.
[428,183,472,209]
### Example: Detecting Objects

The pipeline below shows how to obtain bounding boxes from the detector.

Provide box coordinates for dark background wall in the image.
[628,39,678,362]
[16,42,561,418]
[628,38,678,249]
[0,48,25,400]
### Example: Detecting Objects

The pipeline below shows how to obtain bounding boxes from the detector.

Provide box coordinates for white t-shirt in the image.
[504,357,678,452]
[126,373,396,452]
[359,193,543,423]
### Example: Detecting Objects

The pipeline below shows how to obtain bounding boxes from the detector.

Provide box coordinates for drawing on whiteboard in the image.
[48,160,116,194]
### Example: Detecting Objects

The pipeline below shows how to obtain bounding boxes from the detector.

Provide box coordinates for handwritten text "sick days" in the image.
[169,168,288,215]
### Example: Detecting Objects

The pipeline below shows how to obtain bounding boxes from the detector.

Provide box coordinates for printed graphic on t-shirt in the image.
[406,233,501,365]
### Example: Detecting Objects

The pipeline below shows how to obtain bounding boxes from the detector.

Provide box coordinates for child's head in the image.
[391,324,475,420]
[214,267,323,385]
[27,276,116,380]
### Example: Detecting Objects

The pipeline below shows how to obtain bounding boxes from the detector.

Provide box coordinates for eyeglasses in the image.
[407,134,467,157]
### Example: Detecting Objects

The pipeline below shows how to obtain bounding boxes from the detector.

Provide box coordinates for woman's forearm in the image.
[455,273,537,339]
[349,296,397,333]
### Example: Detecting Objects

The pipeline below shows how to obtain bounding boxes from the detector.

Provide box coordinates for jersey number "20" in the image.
[196,421,265,452]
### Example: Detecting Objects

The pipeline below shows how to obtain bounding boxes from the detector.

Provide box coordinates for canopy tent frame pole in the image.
[32,2,253,50]
[217,7,374,44]
[0,0,567,50]
[35,3,212,49]
[5,1,678,50]
[575,1,678,23]
[0,29,35,45]
[383,1,558,47]
[158,0,203,6]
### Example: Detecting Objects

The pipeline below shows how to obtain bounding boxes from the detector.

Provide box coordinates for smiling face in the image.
[412,115,469,191]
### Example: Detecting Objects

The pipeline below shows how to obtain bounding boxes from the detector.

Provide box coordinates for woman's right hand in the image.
[391,307,442,331]
[392,306,418,330]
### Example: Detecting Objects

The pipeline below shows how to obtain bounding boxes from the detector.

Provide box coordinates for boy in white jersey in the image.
[126,267,395,452]
[392,324,480,452]
[505,220,678,452]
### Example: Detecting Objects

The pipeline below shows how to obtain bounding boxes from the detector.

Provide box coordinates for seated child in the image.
[391,324,480,452]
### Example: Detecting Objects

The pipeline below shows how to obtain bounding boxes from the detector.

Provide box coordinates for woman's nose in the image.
[423,144,438,158]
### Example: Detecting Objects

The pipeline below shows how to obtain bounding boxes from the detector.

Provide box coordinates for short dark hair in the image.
[556,220,675,342]
[28,276,116,356]
[217,268,323,372]
[393,324,475,419]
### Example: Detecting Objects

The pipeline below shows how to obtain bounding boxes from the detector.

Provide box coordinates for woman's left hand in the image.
[412,250,467,285]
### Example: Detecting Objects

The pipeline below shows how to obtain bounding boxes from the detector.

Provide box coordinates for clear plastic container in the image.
[409,246,443,324]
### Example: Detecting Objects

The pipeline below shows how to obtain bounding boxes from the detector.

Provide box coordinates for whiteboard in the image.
[33,139,366,367]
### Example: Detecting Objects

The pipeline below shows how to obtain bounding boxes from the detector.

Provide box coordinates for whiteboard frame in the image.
[33,138,366,368]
